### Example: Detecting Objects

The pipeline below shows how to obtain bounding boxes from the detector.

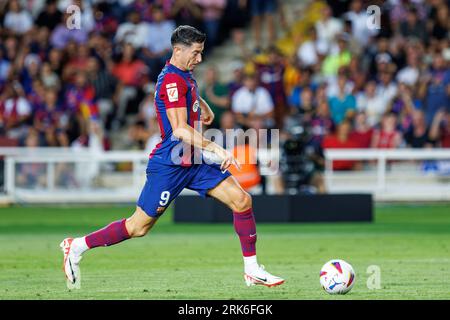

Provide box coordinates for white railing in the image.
[0,146,280,204]
[1,147,149,203]
[324,149,450,201]
[2,147,449,203]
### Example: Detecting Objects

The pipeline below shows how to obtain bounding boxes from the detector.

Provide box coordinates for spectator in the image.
[254,46,287,128]
[35,0,62,32]
[218,110,238,150]
[356,80,388,127]
[344,0,378,47]
[141,5,176,81]
[227,60,245,98]
[86,57,117,127]
[322,120,360,170]
[27,79,46,112]
[50,12,88,49]
[170,0,203,30]
[64,70,99,136]
[3,0,33,35]
[47,48,64,77]
[245,0,279,51]
[429,109,450,148]
[33,87,69,147]
[400,7,427,43]
[315,5,343,52]
[321,34,352,77]
[91,2,119,36]
[288,67,318,110]
[30,27,52,62]
[62,43,91,83]
[72,0,95,33]
[308,99,334,151]
[128,119,161,153]
[371,112,402,149]
[127,0,154,23]
[16,128,47,188]
[0,49,11,87]
[296,27,328,68]
[418,52,450,125]
[1,81,32,140]
[220,110,237,131]
[328,74,356,125]
[396,48,420,86]
[231,73,275,129]
[114,11,148,49]
[294,86,315,120]
[404,109,435,148]
[201,66,230,129]
[350,111,373,148]
[19,54,42,96]
[111,43,148,128]
[389,82,419,133]
[368,37,395,77]
[40,62,60,90]
[376,70,398,106]
[194,0,227,52]
[137,82,157,126]
[430,3,449,42]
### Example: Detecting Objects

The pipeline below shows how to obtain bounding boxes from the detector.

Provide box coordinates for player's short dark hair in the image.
[171,25,206,47]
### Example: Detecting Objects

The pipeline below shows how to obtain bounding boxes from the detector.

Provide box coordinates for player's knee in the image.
[128,224,149,238]
[232,191,252,212]
[126,219,150,238]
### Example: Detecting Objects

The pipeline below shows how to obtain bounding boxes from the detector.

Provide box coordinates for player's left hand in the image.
[218,149,241,172]
[200,113,214,126]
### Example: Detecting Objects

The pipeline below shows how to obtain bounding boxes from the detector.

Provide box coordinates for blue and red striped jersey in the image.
[149,61,201,166]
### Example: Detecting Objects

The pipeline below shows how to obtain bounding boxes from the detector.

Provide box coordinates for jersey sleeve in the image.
[159,73,188,109]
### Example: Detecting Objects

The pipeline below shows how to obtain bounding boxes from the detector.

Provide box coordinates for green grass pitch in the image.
[0,203,449,300]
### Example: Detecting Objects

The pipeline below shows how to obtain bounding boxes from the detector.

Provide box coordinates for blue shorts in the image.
[137,161,231,217]
[250,0,277,16]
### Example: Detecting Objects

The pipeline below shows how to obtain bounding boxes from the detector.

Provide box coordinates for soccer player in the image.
[60,25,284,289]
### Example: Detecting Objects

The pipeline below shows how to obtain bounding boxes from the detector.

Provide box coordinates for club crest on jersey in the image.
[193,100,199,112]
[166,83,178,102]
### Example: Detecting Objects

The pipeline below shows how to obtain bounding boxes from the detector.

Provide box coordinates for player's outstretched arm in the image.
[167,107,240,171]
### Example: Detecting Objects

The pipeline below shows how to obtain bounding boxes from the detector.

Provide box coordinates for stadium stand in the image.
[0,0,449,198]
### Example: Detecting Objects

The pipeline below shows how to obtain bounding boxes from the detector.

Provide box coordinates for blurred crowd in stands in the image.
[0,0,249,150]
[203,0,450,193]
[0,0,449,194]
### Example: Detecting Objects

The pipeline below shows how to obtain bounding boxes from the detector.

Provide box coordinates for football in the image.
[320,259,355,295]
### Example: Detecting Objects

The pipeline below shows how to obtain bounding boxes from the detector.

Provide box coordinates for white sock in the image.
[243,255,259,274]
[71,237,89,256]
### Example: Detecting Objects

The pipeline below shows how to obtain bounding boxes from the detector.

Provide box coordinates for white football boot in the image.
[244,265,285,287]
[60,238,82,289]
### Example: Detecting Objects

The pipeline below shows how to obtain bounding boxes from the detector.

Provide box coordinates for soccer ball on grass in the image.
[319,259,355,294]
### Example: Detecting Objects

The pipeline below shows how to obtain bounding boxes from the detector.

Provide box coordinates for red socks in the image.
[233,208,257,257]
[85,218,131,249]
[83,211,256,257]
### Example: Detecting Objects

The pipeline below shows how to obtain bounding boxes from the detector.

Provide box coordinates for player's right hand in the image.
[215,148,241,172]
